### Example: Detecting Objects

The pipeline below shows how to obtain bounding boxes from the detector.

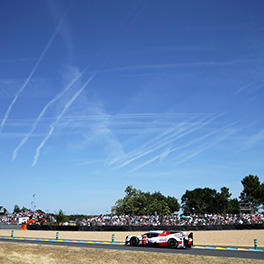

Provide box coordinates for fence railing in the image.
[27,223,264,231]
[0,224,21,230]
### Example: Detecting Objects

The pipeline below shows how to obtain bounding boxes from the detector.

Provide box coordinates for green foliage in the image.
[181,187,239,214]
[13,204,20,213]
[0,206,7,215]
[215,187,232,214]
[181,188,217,215]
[21,206,29,212]
[240,175,263,211]
[55,209,69,224]
[13,205,34,214]
[112,186,180,215]
[227,198,240,214]
[260,183,264,206]
[36,209,45,214]
[68,214,92,221]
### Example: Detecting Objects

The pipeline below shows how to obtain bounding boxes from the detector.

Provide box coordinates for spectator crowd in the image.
[77,213,264,226]
[0,209,54,225]
[1,210,263,227]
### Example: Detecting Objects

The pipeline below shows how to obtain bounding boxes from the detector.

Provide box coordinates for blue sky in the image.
[0,0,263,214]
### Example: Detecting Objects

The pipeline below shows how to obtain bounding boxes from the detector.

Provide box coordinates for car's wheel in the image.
[168,238,178,249]
[130,237,139,246]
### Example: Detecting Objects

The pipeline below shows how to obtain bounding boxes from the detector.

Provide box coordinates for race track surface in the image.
[0,237,263,260]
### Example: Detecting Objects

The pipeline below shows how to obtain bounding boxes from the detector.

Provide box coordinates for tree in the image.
[13,204,20,214]
[181,188,218,215]
[55,209,69,224]
[240,175,262,211]
[36,209,45,214]
[111,186,143,215]
[112,186,180,215]
[0,206,7,215]
[181,187,238,215]
[216,187,232,214]
[227,198,240,214]
[166,196,180,213]
[21,206,29,212]
[260,183,264,208]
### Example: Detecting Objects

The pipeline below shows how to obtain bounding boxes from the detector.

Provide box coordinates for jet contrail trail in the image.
[129,121,237,173]
[32,73,96,167]
[12,68,87,161]
[32,125,55,167]
[173,130,235,166]
[108,114,214,166]
[0,19,63,133]
[115,114,219,169]
[128,129,219,173]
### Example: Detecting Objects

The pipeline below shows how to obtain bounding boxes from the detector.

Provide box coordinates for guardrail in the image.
[0,224,21,230]
[27,223,264,231]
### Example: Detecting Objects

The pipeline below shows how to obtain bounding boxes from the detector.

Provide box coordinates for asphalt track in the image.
[0,238,263,261]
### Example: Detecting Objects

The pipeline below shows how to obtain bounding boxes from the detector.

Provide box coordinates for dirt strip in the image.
[0,229,263,247]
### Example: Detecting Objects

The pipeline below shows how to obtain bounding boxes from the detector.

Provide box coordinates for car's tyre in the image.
[130,237,139,247]
[168,238,178,249]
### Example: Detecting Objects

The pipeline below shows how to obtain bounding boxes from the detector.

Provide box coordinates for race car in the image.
[125,230,193,249]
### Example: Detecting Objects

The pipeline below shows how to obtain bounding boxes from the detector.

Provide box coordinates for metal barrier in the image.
[0,224,21,230]
[27,223,264,231]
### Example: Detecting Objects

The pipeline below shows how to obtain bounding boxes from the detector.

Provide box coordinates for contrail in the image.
[128,129,219,173]
[108,120,193,166]
[0,19,63,133]
[12,68,86,161]
[115,114,219,169]
[32,125,55,168]
[129,121,237,172]
[32,73,96,167]
[173,130,235,166]
[108,114,214,166]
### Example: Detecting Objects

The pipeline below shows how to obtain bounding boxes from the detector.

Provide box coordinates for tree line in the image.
[111,175,264,215]
[1,174,263,217]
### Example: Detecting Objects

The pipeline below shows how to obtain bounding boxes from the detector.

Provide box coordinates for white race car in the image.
[125,230,193,249]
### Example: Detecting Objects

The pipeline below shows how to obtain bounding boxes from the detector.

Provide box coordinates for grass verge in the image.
[0,242,263,264]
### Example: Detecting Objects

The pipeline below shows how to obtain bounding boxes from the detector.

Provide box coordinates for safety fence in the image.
[0,224,21,230]
[27,223,264,231]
